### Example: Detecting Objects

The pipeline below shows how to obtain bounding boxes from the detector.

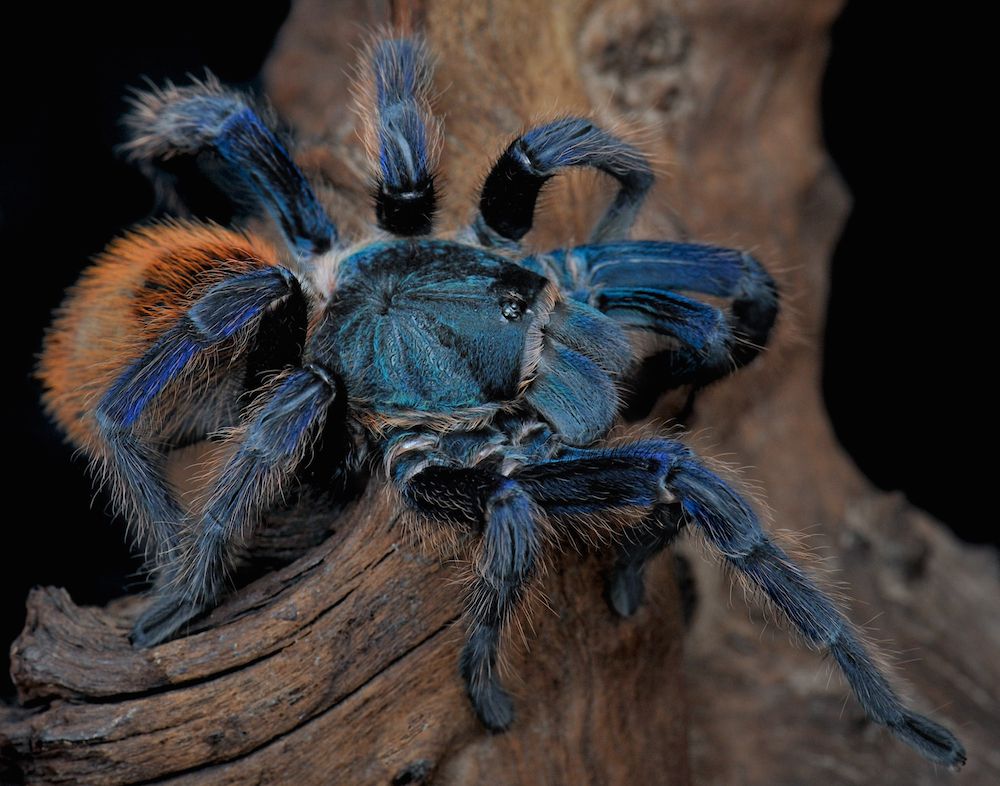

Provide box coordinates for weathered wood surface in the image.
[4,0,999,784]
[1,483,686,785]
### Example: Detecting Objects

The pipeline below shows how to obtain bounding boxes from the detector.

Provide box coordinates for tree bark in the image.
[3,1,998,785]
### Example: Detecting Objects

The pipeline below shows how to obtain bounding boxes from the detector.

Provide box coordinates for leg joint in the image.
[303,362,337,393]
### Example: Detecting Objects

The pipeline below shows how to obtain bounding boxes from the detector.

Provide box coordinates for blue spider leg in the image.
[600,287,738,375]
[471,118,653,248]
[368,38,439,236]
[524,241,778,387]
[391,451,541,732]
[131,363,341,647]
[125,83,337,256]
[97,267,299,565]
[514,440,965,768]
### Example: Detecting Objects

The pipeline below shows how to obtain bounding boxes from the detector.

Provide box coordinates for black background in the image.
[0,3,989,699]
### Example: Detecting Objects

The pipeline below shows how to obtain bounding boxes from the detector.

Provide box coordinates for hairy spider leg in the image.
[470,118,654,248]
[391,453,542,732]
[124,81,337,256]
[132,363,341,646]
[525,240,779,387]
[97,266,300,567]
[522,240,779,586]
[516,440,966,769]
[363,38,440,236]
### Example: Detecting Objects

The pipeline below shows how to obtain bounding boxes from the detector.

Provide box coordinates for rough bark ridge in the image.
[3,1,999,784]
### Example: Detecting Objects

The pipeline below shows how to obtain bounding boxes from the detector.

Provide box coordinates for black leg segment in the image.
[475,118,653,246]
[364,38,440,236]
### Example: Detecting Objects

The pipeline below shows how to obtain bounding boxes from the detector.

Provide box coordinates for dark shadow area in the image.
[822,3,987,544]
[1,2,291,699]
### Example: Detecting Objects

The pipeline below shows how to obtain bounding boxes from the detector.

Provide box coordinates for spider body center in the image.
[318,239,630,441]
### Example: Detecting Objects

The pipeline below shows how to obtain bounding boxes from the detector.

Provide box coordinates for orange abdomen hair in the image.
[39,221,281,451]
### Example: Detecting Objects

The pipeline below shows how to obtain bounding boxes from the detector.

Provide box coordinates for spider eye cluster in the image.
[500,298,524,321]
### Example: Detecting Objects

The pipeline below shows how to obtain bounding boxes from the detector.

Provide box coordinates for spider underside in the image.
[38,35,965,769]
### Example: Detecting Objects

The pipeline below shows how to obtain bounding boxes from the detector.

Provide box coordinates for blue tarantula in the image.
[40,36,965,768]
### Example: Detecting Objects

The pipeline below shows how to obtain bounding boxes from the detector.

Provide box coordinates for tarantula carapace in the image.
[39,36,964,768]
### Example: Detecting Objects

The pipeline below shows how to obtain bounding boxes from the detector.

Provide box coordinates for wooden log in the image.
[4,1,998,785]
[1,483,687,784]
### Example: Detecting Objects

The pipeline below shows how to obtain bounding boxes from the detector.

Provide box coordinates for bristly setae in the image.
[38,34,965,769]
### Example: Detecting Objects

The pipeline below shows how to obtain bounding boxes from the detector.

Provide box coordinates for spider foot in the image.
[604,506,684,618]
[891,711,967,770]
[130,594,207,648]
[465,676,515,733]
[606,562,645,618]
[460,629,515,732]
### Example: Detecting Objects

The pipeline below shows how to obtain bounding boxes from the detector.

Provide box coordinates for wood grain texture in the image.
[4,0,998,784]
[2,478,688,785]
